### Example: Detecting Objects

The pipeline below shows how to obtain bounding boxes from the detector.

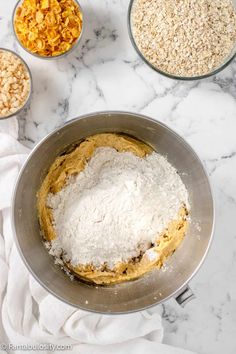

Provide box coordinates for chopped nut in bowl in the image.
[128,0,236,80]
[0,48,32,120]
[13,0,83,59]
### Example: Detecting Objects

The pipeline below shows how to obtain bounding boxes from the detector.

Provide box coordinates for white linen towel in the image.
[0,118,196,354]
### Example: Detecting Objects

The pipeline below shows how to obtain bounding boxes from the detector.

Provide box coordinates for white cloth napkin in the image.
[0,118,196,354]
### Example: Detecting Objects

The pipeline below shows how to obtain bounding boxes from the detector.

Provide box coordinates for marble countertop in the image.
[1,1,236,353]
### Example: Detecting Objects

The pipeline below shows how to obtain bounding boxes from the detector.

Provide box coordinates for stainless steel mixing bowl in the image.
[12,111,214,313]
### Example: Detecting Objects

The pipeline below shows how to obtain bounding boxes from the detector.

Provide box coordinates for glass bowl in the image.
[12,0,84,60]
[128,0,236,80]
[0,47,32,120]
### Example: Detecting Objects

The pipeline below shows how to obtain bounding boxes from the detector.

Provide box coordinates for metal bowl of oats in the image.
[0,48,32,119]
[12,0,83,60]
[128,0,236,80]
[12,111,214,313]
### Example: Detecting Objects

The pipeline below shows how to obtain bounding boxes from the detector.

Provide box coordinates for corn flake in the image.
[14,0,83,57]
[41,0,49,9]
[36,11,44,23]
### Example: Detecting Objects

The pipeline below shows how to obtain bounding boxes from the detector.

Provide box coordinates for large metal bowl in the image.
[12,111,214,313]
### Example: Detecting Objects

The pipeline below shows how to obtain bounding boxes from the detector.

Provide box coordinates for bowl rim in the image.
[11,110,215,313]
[12,0,84,60]
[127,0,236,81]
[0,47,32,120]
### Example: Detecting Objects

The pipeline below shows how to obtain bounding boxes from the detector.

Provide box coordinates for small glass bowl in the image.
[0,47,32,120]
[12,0,84,60]
[128,0,236,81]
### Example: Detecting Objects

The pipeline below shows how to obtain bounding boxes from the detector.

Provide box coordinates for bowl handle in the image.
[175,285,195,307]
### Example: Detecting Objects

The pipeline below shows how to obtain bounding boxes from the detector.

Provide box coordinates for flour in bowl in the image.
[47,147,189,268]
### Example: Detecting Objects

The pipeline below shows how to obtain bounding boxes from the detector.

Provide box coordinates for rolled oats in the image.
[131,0,236,77]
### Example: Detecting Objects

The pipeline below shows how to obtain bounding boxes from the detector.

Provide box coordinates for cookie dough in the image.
[37,133,188,285]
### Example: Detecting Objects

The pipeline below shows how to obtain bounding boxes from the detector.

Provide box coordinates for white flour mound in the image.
[47,147,189,268]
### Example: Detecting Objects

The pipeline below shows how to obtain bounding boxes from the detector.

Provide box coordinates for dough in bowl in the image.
[37,133,189,284]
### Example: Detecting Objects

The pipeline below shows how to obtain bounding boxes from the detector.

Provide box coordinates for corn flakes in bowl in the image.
[13,0,83,59]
